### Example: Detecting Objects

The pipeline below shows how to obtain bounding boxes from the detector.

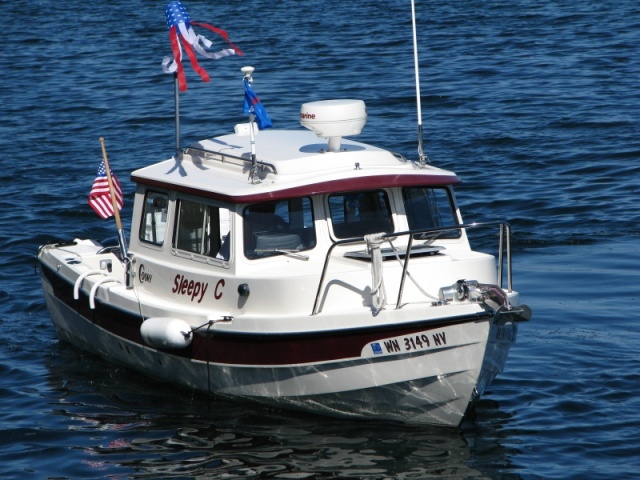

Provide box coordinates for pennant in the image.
[244,78,272,130]
[161,1,243,92]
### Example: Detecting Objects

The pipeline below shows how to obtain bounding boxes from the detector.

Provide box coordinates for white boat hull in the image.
[40,264,517,426]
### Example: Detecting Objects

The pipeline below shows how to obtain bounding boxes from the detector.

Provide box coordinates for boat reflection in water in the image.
[46,344,509,478]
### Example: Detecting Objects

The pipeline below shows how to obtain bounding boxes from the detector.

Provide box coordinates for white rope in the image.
[365,233,387,312]
[385,238,439,301]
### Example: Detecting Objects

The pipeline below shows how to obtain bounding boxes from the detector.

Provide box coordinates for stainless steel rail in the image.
[311,222,513,315]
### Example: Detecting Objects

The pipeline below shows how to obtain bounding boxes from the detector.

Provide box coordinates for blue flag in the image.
[243,78,272,130]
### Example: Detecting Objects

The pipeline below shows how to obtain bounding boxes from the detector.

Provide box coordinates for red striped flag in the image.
[161,1,243,92]
[88,159,123,219]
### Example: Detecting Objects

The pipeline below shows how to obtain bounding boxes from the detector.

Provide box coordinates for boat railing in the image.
[184,146,278,176]
[73,269,123,310]
[311,222,513,315]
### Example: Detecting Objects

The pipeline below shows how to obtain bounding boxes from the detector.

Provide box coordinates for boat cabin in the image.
[126,101,498,320]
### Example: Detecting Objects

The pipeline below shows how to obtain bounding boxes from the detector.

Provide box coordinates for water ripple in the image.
[2,0,640,478]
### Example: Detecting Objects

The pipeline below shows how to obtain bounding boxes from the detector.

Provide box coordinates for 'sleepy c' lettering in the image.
[214,279,225,300]
[171,274,208,303]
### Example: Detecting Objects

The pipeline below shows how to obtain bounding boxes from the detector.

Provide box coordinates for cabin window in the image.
[243,198,316,259]
[139,191,169,246]
[173,199,231,260]
[328,190,394,239]
[402,187,460,238]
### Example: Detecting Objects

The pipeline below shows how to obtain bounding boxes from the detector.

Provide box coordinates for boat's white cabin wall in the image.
[127,183,485,318]
[128,190,231,320]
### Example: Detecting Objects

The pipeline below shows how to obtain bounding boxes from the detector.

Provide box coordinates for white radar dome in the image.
[300,99,367,152]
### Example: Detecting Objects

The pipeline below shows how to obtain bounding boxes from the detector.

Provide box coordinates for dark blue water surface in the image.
[2,0,639,478]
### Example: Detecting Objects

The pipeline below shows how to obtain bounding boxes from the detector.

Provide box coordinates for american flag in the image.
[88,160,123,219]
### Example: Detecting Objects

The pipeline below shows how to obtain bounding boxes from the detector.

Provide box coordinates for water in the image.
[1,0,639,478]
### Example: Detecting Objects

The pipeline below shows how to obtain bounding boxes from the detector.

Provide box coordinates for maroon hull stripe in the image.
[41,262,490,366]
[132,174,461,204]
[187,321,475,365]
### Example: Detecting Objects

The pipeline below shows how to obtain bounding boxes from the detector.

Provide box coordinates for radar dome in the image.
[300,99,367,152]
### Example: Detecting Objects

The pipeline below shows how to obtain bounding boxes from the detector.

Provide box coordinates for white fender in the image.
[141,317,193,349]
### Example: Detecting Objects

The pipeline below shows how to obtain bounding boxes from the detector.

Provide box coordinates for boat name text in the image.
[369,331,447,356]
[171,274,225,303]
[138,264,152,284]
[214,279,225,300]
[299,112,316,120]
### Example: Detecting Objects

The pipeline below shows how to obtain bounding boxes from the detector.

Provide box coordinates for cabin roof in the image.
[132,129,460,203]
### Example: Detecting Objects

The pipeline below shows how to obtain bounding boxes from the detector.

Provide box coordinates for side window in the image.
[173,199,231,260]
[243,198,316,259]
[328,190,393,239]
[139,191,169,246]
[403,187,460,238]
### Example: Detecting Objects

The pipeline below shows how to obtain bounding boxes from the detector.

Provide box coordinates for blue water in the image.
[1,0,639,478]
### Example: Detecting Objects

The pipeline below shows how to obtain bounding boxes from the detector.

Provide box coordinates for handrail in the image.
[396,230,415,309]
[311,222,513,315]
[73,269,123,309]
[89,276,121,309]
[73,269,105,300]
[184,146,278,176]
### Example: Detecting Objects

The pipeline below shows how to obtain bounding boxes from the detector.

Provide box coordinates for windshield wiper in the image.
[414,232,442,245]
[255,249,309,260]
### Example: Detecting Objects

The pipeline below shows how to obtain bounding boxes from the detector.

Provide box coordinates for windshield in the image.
[328,190,394,239]
[403,186,460,238]
[243,198,316,259]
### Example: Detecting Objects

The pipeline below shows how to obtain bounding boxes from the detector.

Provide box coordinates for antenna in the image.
[411,0,429,166]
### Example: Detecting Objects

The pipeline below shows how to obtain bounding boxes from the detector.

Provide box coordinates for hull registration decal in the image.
[366,330,448,357]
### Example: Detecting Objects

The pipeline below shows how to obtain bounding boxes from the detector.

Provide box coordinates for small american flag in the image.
[88,160,123,219]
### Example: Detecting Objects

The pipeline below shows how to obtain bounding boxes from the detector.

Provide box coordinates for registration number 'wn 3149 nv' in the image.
[369,331,447,356]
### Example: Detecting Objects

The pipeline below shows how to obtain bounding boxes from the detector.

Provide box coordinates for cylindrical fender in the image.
[141,317,193,349]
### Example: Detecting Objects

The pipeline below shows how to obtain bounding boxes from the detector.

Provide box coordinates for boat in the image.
[37,5,531,427]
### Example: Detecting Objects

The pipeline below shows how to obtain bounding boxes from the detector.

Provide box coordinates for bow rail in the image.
[312,222,513,315]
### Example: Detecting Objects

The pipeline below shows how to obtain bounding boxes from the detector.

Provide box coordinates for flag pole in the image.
[242,66,258,183]
[99,137,128,259]
[174,72,181,156]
